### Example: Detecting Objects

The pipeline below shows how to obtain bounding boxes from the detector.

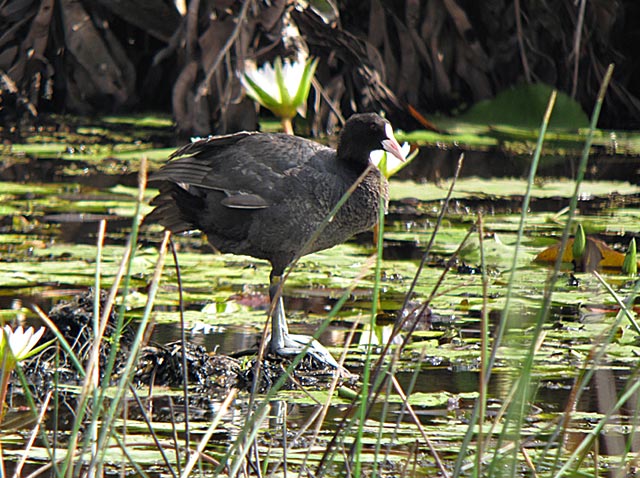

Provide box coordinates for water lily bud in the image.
[622,238,637,276]
[572,224,586,262]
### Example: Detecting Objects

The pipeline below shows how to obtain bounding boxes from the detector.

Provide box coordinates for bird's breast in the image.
[303,167,387,254]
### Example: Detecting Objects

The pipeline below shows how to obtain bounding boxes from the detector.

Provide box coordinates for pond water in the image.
[1,116,640,476]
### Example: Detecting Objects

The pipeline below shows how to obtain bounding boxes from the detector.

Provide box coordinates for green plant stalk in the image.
[0,352,10,478]
[13,364,61,476]
[69,160,148,478]
[262,444,271,478]
[386,348,425,462]
[345,155,465,462]
[98,168,145,391]
[317,220,420,476]
[319,236,459,478]
[473,90,557,477]
[321,155,464,478]
[128,384,178,478]
[93,230,171,468]
[617,371,640,472]
[476,214,489,477]
[593,271,640,334]
[552,365,640,477]
[542,272,640,474]
[181,390,237,478]
[53,345,60,472]
[372,351,398,475]
[324,226,478,478]
[93,219,106,379]
[168,238,191,461]
[31,306,85,376]
[485,89,557,379]
[95,156,148,393]
[64,231,134,475]
[89,219,106,474]
[498,65,614,477]
[353,191,386,477]
[58,242,130,478]
[346,155,465,425]
[398,153,465,318]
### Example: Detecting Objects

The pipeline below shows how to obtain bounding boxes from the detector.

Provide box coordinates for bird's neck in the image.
[336,145,372,170]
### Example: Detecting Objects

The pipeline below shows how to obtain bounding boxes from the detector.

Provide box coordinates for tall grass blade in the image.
[181,389,238,478]
[168,237,192,459]
[353,183,387,477]
[451,90,557,477]
[11,391,52,478]
[93,230,171,468]
[494,64,613,477]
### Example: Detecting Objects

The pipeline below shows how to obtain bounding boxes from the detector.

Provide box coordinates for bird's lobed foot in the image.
[268,333,341,370]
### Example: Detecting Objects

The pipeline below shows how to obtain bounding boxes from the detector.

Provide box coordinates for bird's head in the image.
[337,113,406,166]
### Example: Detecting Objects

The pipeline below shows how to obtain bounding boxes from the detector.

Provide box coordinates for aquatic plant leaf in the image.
[535,237,637,270]
[387,178,640,202]
[457,83,589,129]
[101,115,173,127]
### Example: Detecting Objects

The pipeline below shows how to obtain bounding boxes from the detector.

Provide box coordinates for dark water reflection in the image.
[152,319,635,423]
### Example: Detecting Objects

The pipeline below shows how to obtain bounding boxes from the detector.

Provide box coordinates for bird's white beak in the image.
[381,122,406,162]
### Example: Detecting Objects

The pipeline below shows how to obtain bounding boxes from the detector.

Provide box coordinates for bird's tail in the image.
[144,183,203,233]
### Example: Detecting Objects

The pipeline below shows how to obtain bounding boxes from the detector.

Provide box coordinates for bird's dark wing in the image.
[149,132,332,208]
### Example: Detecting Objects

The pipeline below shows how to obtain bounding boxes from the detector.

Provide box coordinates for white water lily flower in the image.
[2,325,46,362]
[370,141,414,178]
[241,56,318,133]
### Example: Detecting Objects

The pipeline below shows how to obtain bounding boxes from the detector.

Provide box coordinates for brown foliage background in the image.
[1,0,639,135]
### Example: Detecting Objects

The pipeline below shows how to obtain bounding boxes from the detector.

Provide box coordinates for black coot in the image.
[145,113,405,367]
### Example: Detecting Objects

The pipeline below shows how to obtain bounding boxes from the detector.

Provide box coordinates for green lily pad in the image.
[457,83,589,129]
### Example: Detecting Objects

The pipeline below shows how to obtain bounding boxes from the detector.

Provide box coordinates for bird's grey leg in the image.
[269,275,289,351]
[268,274,339,369]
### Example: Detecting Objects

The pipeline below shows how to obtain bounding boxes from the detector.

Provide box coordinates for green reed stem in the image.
[354,190,387,478]
[492,65,614,478]
[452,90,557,477]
